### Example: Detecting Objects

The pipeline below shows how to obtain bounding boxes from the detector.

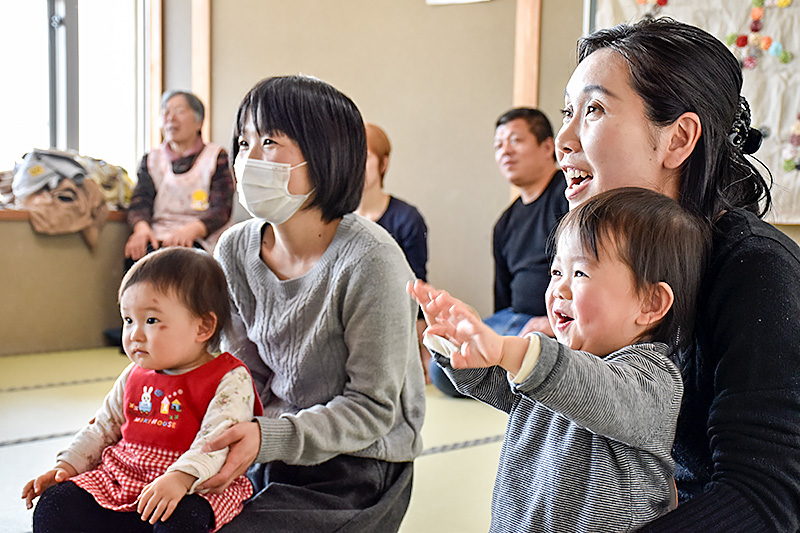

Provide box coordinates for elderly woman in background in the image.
[124,90,233,261]
[355,123,431,382]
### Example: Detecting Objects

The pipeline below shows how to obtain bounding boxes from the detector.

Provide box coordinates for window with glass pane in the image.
[0,3,50,171]
[78,0,139,175]
[0,1,140,176]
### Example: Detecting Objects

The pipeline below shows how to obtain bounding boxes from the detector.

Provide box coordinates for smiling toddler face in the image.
[545,230,649,356]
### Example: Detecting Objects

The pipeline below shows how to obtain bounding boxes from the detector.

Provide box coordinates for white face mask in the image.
[235,158,312,225]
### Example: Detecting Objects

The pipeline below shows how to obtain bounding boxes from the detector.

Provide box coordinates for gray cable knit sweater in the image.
[215,214,425,466]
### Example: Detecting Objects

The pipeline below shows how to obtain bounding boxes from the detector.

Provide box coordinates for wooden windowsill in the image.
[0,209,127,223]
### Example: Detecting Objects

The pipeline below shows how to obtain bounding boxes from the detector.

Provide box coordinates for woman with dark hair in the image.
[555,17,800,531]
[199,75,425,532]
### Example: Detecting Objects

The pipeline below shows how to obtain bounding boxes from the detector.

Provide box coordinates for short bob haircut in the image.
[161,90,205,124]
[231,75,367,222]
[552,187,710,350]
[118,247,231,349]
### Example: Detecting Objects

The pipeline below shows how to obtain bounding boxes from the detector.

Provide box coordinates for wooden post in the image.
[191,0,211,141]
[513,0,542,107]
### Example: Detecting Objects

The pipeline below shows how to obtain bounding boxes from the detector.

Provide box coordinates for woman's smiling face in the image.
[555,48,681,209]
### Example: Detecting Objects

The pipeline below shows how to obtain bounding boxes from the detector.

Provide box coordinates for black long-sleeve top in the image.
[376,196,428,281]
[492,171,568,316]
[640,208,800,532]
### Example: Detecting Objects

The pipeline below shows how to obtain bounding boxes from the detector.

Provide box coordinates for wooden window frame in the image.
[513,0,542,107]
[148,0,211,146]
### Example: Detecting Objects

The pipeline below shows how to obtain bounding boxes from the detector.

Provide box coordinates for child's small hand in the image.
[22,462,77,509]
[137,470,196,525]
[407,279,447,326]
[409,280,530,374]
[407,280,481,326]
[427,301,505,369]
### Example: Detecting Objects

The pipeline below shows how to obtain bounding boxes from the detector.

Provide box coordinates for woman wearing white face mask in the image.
[200,75,425,532]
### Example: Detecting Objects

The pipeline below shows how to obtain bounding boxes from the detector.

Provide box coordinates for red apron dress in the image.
[71,352,262,531]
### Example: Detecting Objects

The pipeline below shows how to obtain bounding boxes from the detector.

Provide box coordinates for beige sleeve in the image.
[167,366,257,493]
[510,334,542,384]
[56,363,132,473]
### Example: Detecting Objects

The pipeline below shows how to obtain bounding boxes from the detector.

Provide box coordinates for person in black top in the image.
[355,122,431,382]
[489,108,568,337]
[430,108,568,397]
[355,123,428,282]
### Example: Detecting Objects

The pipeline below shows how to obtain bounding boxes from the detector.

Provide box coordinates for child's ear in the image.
[636,282,674,327]
[196,312,218,343]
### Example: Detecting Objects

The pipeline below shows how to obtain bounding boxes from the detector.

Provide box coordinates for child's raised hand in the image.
[137,470,196,525]
[407,279,446,326]
[407,280,481,326]
[427,301,506,370]
[22,461,77,509]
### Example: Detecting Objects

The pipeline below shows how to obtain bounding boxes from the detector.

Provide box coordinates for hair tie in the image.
[743,127,763,154]
[728,96,763,154]
[729,96,753,151]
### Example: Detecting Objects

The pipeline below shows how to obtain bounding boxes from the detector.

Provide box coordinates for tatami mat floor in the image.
[0,348,508,533]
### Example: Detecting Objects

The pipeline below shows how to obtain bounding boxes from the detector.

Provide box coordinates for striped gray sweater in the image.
[438,335,682,532]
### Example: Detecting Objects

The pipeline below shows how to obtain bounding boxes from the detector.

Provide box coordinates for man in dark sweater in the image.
[487,108,568,337]
[430,108,568,398]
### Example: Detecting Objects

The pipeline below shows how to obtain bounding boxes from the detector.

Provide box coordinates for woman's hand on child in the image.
[138,470,196,524]
[21,461,77,509]
[517,315,554,338]
[197,421,261,494]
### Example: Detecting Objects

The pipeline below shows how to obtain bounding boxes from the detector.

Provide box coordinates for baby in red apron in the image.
[23,247,262,532]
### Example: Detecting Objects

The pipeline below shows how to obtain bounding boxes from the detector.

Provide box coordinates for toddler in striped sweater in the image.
[409,188,709,532]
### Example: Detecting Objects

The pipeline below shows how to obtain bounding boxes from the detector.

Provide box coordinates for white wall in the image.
[209,0,519,314]
[162,0,586,315]
[163,0,193,92]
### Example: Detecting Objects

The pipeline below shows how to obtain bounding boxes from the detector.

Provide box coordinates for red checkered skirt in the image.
[71,440,252,531]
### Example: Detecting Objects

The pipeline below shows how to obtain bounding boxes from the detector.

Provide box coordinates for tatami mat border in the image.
[0,376,119,394]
